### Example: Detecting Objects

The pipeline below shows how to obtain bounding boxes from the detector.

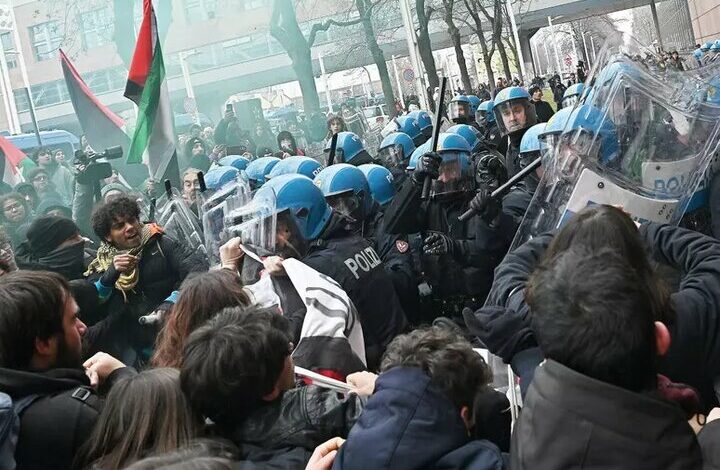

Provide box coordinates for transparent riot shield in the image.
[223,188,277,258]
[155,186,206,256]
[201,179,252,266]
[511,33,720,251]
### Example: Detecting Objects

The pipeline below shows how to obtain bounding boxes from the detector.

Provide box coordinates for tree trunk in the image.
[292,48,322,114]
[496,38,512,80]
[357,0,397,116]
[416,0,439,90]
[504,36,522,82]
[442,0,472,93]
[463,0,495,90]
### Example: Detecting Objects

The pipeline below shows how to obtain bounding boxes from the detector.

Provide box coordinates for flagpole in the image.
[8,1,40,145]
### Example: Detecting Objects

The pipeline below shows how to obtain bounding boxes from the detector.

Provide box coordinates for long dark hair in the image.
[152,270,251,368]
[543,205,674,325]
[75,368,200,470]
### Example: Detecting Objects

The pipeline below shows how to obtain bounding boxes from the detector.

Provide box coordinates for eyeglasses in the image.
[3,203,22,212]
[33,175,48,182]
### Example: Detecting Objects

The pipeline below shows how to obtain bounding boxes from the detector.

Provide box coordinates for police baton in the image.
[458,156,542,222]
[326,133,339,166]
[421,76,448,200]
[197,171,207,193]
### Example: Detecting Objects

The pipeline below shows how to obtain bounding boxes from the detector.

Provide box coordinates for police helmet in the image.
[324,131,372,165]
[562,83,585,109]
[538,107,575,164]
[407,110,433,139]
[395,115,424,146]
[712,40,720,52]
[255,173,332,241]
[702,41,713,52]
[358,163,396,206]
[219,155,250,171]
[203,166,240,191]
[492,87,537,137]
[694,48,704,60]
[266,156,322,181]
[314,163,373,221]
[477,100,495,125]
[378,132,416,170]
[559,104,619,165]
[447,124,482,152]
[519,123,546,169]
[467,95,482,116]
[407,141,431,171]
[245,156,281,188]
[431,133,474,198]
[448,95,473,124]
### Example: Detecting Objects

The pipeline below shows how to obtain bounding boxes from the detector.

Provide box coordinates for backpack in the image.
[0,392,40,470]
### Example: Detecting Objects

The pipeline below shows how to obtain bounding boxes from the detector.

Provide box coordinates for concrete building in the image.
[688,0,720,44]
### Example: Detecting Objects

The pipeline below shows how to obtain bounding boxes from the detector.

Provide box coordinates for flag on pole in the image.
[124,0,177,184]
[60,50,149,187]
[0,135,25,186]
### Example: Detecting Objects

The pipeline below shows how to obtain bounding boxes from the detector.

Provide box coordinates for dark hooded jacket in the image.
[276,131,304,156]
[332,367,505,470]
[511,359,702,469]
[0,366,134,470]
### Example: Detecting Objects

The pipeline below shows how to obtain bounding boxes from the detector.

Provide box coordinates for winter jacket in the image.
[0,366,135,470]
[465,223,720,410]
[511,359,702,469]
[229,385,364,461]
[698,419,720,469]
[46,164,75,207]
[531,100,554,123]
[332,367,505,470]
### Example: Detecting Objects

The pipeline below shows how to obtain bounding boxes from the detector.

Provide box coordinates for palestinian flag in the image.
[0,135,25,187]
[124,0,178,186]
[60,50,148,187]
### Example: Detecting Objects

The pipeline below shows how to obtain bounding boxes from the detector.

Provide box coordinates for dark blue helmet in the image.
[266,156,323,181]
[245,156,281,188]
[407,110,433,135]
[314,163,373,222]
[324,131,371,165]
[378,132,416,170]
[358,164,396,206]
[477,100,495,125]
[447,124,482,152]
[493,87,538,137]
[448,95,472,124]
[467,95,482,116]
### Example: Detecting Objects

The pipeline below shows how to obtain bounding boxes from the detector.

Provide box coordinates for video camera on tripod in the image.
[74,146,123,185]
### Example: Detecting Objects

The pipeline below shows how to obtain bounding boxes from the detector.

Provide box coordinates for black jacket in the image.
[698,419,720,469]
[230,385,364,461]
[333,367,505,470]
[85,234,209,360]
[466,223,720,410]
[531,100,554,123]
[512,359,702,469]
[303,231,408,368]
[0,366,134,470]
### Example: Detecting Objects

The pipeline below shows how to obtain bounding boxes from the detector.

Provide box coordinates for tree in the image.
[464,0,512,81]
[355,0,397,116]
[416,0,440,90]
[463,0,496,89]
[441,0,473,93]
[269,0,364,114]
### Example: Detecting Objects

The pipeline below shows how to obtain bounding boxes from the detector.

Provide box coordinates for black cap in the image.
[26,215,79,257]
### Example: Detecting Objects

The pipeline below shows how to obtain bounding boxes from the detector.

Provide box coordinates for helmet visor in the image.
[448,102,471,122]
[493,99,538,136]
[430,153,473,197]
[378,144,405,169]
[224,191,277,256]
[562,95,579,108]
[326,191,363,223]
[380,119,401,139]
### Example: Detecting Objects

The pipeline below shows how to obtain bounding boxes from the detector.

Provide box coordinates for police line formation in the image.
[4,33,720,469]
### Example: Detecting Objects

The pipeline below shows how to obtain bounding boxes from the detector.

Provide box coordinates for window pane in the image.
[29,21,62,62]
[13,89,28,112]
[80,7,113,50]
[0,33,16,69]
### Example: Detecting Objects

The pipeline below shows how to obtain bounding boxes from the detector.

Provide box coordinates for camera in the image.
[74,146,123,185]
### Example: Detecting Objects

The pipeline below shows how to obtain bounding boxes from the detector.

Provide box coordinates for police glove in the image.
[412,152,442,185]
[469,189,502,224]
[423,232,456,256]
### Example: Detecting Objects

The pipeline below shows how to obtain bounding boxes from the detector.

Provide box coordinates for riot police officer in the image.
[467,95,482,121]
[384,133,504,321]
[245,156,280,189]
[377,132,416,188]
[253,173,408,368]
[476,100,507,157]
[561,83,585,109]
[448,95,474,126]
[324,131,375,166]
[407,110,433,143]
[265,155,323,181]
[493,86,539,177]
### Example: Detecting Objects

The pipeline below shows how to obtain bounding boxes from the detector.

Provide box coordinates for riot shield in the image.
[201,179,252,266]
[223,188,277,258]
[155,186,206,255]
[511,33,720,250]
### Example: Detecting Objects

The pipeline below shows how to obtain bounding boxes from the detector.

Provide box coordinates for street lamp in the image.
[179,50,201,124]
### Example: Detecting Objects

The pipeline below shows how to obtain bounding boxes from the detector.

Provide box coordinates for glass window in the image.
[184,0,218,22]
[242,0,266,9]
[80,7,113,50]
[29,21,62,61]
[0,33,16,69]
[13,89,28,112]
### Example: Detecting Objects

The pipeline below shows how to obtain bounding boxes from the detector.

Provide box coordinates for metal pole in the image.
[649,0,664,52]
[507,0,526,81]
[531,39,540,76]
[8,4,40,144]
[568,30,578,66]
[590,36,597,63]
[318,52,333,114]
[548,16,563,74]
[178,51,199,125]
[542,40,551,74]
[399,0,428,108]
[391,54,406,110]
[0,38,19,134]
[581,31,590,67]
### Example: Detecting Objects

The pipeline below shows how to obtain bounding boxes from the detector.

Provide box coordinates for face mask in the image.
[37,242,87,280]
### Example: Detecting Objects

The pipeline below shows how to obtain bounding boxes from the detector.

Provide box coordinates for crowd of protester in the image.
[3,52,720,470]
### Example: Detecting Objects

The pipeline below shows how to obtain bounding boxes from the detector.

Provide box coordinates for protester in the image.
[511,244,702,468]
[26,167,63,205]
[326,115,348,141]
[14,215,89,280]
[180,306,365,465]
[0,226,18,275]
[0,271,132,470]
[277,130,305,157]
[123,440,239,470]
[0,192,31,247]
[36,197,73,219]
[84,195,209,363]
[32,147,75,206]
[101,182,129,204]
[331,326,505,470]
[184,137,211,173]
[528,85,554,123]
[75,368,200,470]
[152,269,251,368]
[13,182,38,211]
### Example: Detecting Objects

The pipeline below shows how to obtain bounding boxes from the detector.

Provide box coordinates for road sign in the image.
[402,68,415,82]
[564,55,572,67]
